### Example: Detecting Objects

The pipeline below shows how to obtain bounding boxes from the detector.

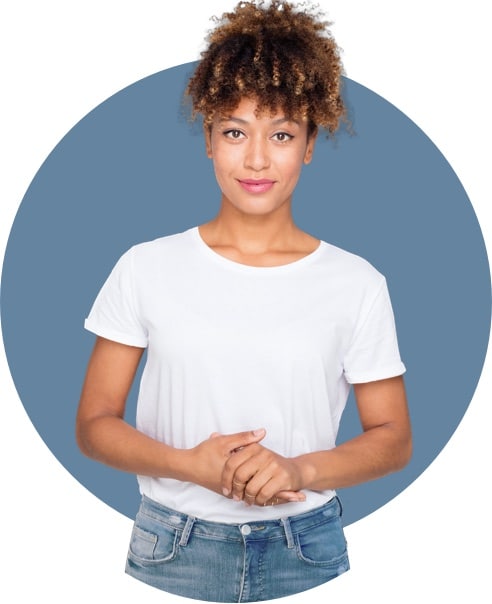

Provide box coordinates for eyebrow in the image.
[218,115,301,126]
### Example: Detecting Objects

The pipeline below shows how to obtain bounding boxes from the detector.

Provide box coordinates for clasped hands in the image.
[190,428,306,507]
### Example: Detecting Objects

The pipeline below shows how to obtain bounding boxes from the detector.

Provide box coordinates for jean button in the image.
[240,524,252,536]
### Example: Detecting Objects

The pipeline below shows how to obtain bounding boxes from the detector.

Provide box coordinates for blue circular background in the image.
[1,62,490,525]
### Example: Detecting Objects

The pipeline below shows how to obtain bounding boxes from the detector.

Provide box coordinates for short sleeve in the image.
[84,247,148,348]
[343,277,405,384]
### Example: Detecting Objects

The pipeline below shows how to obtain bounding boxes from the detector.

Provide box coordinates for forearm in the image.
[76,337,270,493]
[221,377,411,505]
[77,414,191,481]
[77,414,269,497]
[294,423,412,492]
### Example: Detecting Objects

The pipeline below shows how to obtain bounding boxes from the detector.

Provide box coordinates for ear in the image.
[303,128,318,165]
[204,125,213,159]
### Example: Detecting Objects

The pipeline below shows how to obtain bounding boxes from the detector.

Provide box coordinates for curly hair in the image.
[185,0,346,135]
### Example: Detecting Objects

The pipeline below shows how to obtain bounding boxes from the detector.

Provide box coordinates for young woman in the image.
[76,1,411,601]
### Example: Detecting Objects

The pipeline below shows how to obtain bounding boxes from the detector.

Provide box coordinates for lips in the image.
[238,179,275,194]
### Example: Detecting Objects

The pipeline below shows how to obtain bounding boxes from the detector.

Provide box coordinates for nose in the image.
[244,136,270,171]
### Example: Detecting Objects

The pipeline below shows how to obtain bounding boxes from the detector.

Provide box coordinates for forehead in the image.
[215,97,306,126]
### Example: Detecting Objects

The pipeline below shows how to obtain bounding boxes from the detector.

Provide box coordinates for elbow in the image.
[75,413,101,460]
[75,407,122,461]
[394,433,412,471]
[75,418,92,458]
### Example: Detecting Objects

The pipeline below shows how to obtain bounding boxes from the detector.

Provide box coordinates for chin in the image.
[226,196,289,217]
[237,204,284,218]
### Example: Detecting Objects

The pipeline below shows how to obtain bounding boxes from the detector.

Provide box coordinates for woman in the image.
[76,1,411,601]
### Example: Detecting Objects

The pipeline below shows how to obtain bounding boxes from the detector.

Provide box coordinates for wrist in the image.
[162,445,195,482]
[292,454,318,491]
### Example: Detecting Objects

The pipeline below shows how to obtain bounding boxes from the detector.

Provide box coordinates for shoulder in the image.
[108,228,196,281]
[130,228,194,258]
[317,241,385,287]
[117,228,195,267]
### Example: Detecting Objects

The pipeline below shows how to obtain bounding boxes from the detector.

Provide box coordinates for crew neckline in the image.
[190,226,325,273]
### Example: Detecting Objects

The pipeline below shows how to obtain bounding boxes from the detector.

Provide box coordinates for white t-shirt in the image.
[85,226,406,522]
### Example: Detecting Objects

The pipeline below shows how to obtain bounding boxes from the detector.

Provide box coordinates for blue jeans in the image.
[125,495,349,602]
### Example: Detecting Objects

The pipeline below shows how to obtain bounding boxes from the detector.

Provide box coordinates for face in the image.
[205,97,317,218]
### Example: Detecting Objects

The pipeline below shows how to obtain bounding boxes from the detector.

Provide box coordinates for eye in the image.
[272,132,294,142]
[223,129,245,140]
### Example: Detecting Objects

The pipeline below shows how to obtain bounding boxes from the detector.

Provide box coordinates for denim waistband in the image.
[139,495,341,547]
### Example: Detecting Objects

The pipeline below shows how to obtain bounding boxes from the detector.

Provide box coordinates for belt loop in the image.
[335,495,343,516]
[179,515,196,547]
[281,517,294,549]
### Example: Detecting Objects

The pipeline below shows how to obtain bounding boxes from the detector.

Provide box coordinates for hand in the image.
[188,429,267,495]
[221,443,306,506]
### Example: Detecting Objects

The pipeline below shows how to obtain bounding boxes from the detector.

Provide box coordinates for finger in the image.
[226,428,266,454]
[230,461,260,501]
[222,444,264,497]
[232,464,262,500]
[265,496,290,506]
[230,479,247,499]
[248,468,305,505]
[276,490,306,503]
[243,488,257,505]
[241,467,274,505]
[258,492,306,507]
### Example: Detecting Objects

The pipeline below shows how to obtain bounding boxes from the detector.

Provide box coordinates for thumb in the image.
[229,428,266,452]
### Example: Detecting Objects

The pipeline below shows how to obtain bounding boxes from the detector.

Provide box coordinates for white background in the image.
[1,1,490,602]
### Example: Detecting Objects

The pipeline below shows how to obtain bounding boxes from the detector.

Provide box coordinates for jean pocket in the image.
[295,516,348,567]
[128,519,179,564]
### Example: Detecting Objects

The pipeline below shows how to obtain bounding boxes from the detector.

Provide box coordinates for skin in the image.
[76,97,412,508]
[200,97,319,266]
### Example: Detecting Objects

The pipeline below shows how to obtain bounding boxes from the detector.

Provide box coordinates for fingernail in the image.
[222,488,230,496]
[233,495,240,502]
[253,428,265,436]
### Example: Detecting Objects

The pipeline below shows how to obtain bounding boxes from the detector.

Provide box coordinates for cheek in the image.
[212,147,239,175]
[211,153,236,192]
[282,155,305,182]
[211,156,228,179]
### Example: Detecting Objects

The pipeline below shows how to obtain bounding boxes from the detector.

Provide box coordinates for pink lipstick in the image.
[238,179,275,194]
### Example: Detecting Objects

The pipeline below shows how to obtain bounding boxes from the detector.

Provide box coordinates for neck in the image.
[198,196,320,267]
[203,199,299,255]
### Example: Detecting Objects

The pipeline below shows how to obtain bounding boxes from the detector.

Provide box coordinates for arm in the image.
[223,376,412,504]
[76,336,269,494]
[294,375,411,489]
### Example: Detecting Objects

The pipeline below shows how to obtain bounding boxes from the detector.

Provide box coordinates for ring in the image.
[244,491,255,499]
[233,480,245,487]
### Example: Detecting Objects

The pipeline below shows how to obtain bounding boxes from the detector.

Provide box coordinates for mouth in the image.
[237,179,275,194]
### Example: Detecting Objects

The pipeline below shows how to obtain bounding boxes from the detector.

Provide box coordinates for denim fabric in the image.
[125,495,349,602]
